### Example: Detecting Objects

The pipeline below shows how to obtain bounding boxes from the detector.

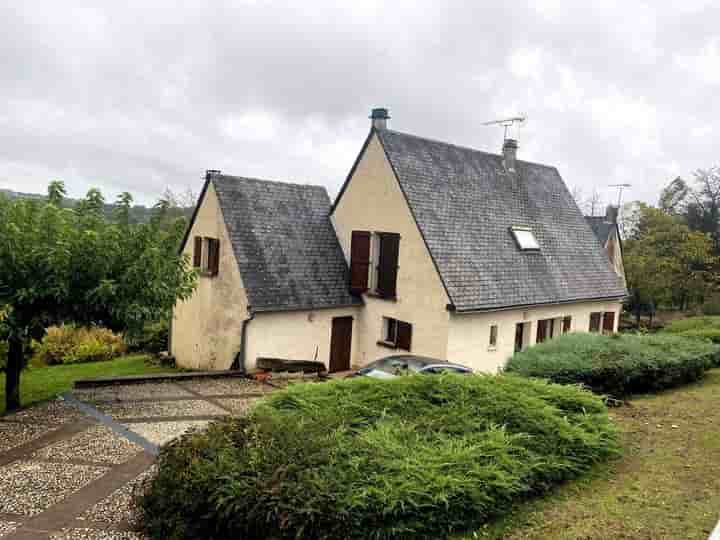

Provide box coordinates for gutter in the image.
[447,294,628,315]
[233,308,255,372]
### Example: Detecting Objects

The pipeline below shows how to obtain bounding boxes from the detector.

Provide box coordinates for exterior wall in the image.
[332,134,452,367]
[171,183,250,370]
[447,299,623,373]
[605,229,626,284]
[244,306,362,371]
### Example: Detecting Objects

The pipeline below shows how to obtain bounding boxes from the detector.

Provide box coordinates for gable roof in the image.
[370,128,628,312]
[585,215,617,246]
[208,173,361,313]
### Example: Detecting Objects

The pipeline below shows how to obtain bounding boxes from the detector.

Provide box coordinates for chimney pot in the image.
[502,138,518,172]
[605,205,619,224]
[370,107,390,130]
[206,169,221,180]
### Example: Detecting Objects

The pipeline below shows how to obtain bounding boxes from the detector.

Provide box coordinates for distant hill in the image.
[0,188,191,223]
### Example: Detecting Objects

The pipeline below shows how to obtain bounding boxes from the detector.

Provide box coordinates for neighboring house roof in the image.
[371,129,628,312]
[209,173,361,312]
[585,215,616,246]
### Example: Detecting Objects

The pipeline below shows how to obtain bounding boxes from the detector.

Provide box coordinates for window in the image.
[510,227,540,251]
[193,236,220,276]
[379,316,412,351]
[350,230,400,299]
[562,316,572,334]
[489,325,498,348]
[602,311,616,334]
[536,319,552,343]
[589,312,602,332]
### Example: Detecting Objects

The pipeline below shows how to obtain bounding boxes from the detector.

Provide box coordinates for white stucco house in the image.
[171,108,628,374]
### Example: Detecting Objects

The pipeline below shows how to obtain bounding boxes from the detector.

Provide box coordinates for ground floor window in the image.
[589,312,602,332]
[602,311,615,334]
[562,316,572,333]
[536,318,555,343]
[489,324,498,348]
[380,317,413,351]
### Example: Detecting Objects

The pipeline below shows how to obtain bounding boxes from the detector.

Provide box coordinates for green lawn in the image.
[461,369,720,540]
[0,354,176,415]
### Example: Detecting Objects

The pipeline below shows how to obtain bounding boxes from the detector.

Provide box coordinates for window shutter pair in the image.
[396,320,412,351]
[192,236,220,276]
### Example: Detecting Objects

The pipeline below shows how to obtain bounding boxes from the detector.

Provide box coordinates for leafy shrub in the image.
[664,316,720,345]
[34,325,127,365]
[505,333,720,397]
[126,319,169,354]
[138,374,619,540]
[702,296,720,316]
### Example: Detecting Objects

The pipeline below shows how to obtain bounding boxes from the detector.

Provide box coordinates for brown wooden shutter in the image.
[193,236,202,268]
[589,312,601,332]
[602,311,615,334]
[377,233,400,299]
[536,319,548,343]
[396,320,412,351]
[350,231,371,294]
[563,316,571,333]
[208,239,220,276]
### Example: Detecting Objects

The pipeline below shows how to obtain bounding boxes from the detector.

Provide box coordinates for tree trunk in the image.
[5,336,23,412]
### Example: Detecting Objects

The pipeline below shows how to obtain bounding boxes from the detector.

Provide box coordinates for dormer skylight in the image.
[511,227,540,251]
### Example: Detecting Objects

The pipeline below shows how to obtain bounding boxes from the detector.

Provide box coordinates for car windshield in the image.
[367,356,435,375]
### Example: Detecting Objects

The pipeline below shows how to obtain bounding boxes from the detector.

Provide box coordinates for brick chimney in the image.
[605,205,619,224]
[370,108,390,130]
[502,138,518,172]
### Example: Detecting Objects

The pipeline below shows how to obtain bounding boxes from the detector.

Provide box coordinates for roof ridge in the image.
[379,128,559,171]
[214,173,328,193]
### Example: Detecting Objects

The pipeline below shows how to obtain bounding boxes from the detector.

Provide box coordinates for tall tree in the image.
[0,184,197,411]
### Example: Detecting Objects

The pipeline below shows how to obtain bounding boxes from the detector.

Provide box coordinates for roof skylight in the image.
[511,227,540,251]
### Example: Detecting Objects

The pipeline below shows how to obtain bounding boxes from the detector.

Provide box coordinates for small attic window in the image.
[511,227,540,251]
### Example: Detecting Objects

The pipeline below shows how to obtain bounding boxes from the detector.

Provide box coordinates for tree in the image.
[624,204,715,323]
[47,180,67,207]
[0,183,197,411]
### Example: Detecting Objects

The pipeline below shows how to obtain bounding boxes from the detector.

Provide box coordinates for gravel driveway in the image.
[0,376,275,539]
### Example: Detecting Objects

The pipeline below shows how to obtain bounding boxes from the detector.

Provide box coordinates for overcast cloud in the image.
[1,1,718,208]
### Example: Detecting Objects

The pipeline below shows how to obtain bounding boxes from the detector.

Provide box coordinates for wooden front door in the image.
[329,316,353,373]
[602,311,615,334]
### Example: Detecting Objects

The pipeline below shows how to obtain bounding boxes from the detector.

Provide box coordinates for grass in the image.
[0,354,176,415]
[460,369,720,540]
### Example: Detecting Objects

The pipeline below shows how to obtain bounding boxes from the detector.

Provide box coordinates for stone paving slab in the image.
[123,421,210,446]
[96,399,227,420]
[0,522,20,538]
[74,383,194,403]
[0,460,109,516]
[32,425,142,466]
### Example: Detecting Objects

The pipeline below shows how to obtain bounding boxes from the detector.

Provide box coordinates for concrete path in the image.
[0,378,275,539]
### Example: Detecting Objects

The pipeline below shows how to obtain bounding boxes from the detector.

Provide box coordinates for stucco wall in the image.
[244,306,362,371]
[332,134,451,367]
[171,183,249,370]
[447,300,623,373]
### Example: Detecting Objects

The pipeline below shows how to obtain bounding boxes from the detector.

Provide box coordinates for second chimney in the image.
[370,107,390,130]
[502,138,518,172]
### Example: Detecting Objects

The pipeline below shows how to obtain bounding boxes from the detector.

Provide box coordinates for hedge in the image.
[138,374,619,540]
[663,316,720,344]
[33,325,127,365]
[505,332,720,397]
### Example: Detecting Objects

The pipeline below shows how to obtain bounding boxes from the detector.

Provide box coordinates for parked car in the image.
[353,355,473,379]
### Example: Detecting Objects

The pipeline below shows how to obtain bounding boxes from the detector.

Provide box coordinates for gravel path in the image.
[0,376,274,539]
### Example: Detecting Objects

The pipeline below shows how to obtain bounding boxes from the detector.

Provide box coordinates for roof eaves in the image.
[451,293,629,315]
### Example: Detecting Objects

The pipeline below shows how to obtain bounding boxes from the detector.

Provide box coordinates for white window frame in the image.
[510,226,540,251]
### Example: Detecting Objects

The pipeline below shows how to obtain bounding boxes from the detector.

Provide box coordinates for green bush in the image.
[663,316,720,345]
[138,374,620,540]
[34,325,127,365]
[505,333,720,397]
[126,319,169,354]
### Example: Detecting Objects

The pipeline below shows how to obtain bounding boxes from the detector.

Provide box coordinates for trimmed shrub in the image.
[505,332,720,397]
[663,316,720,345]
[126,319,169,355]
[34,325,127,365]
[138,374,620,540]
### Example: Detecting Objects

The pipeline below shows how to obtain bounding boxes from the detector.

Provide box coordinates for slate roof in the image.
[374,129,628,312]
[210,173,361,312]
[585,216,616,246]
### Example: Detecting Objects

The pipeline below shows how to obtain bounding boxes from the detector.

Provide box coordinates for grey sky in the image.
[1,1,718,209]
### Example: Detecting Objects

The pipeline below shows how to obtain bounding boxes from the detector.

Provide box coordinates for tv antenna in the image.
[482,115,527,139]
[609,183,631,208]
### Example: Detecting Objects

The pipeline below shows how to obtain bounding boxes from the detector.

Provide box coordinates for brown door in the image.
[602,312,615,334]
[329,316,353,372]
[514,323,524,353]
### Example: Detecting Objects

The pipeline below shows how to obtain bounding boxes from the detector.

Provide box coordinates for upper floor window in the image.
[350,230,399,299]
[510,226,540,251]
[193,236,220,276]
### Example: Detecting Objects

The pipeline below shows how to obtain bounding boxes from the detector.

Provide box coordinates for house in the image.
[171,108,627,373]
[585,207,626,283]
